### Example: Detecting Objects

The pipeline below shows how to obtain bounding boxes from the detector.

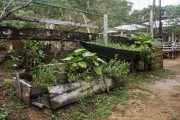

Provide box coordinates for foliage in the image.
[0,79,25,120]
[95,37,155,63]
[0,104,10,120]
[103,59,130,80]
[95,39,137,51]
[31,63,66,88]
[127,69,172,85]
[129,34,156,63]
[0,40,7,51]
[0,0,132,28]
[22,40,45,67]
[51,88,131,120]
[164,18,180,39]
[129,34,155,47]
[3,79,13,89]
[4,51,21,68]
[62,49,106,82]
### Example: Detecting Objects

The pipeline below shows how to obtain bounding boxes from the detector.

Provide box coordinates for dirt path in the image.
[109,58,180,120]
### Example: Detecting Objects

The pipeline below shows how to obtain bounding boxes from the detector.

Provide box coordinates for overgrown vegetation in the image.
[0,79,28,120]
[4,51,21,68]
[31,62,66,88]
[129,34,156,64]
[22,40,45,67]
[103,59,130,80]
[3,40,45,69]
[31,49,130,88]
[95,34,156,64]
[62,49,106,82]
[50,68,172,119]
[0,40,7,51]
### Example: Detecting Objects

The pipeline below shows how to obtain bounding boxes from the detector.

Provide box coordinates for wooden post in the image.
[15,71,22,100]
[103,14,108,44]
[159,0,162,37]
[82,13,90,33]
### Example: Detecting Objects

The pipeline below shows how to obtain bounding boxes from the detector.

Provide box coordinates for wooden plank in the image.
[15,72,22,100]
[8,16,98,29]
[13,77,32,105]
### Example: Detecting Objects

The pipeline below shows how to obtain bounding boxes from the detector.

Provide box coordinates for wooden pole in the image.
[103,14,108,44]
[150,10,154,38]
[15,71,22,100]
[82,13,90,33]
[159,0,162,37]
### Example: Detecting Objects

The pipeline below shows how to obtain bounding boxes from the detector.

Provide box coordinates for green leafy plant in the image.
[0,104,10,120]
[4,51,21,68]
[0,40,7,51]
[22,40,45,67]
[31,63,66,88]
[94,39,138,51]
[62,49,106,82]
[129,34,156,63]
[103,59,130,80]
[129,34,155,47]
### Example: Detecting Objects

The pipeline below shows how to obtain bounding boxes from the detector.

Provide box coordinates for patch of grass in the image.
[51,88,132,120]
[128,74,151,84]
[127,69,173,85]
[0,80,29,120]
[0,104,10,120]
[149,68,173,79]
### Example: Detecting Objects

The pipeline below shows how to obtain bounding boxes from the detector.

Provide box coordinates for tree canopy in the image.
[0,0,133,29]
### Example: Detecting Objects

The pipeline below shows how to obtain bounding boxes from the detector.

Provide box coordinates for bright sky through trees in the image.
[129,0,180,10]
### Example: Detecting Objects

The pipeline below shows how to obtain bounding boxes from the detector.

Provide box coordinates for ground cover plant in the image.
[3,40,45,69]
[0,79,29,120]
[30,49,130,88]
[50,68,172,120]
[0,62,173,120]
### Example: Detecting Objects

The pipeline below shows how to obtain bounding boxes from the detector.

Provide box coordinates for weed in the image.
[0,104,11,120]
[50,87,133,120]
[149,68,173,79]
[3,79,13,89]
[0,80,25,120]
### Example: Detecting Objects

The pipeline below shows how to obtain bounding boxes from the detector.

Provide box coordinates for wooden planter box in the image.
[13,73,123,110]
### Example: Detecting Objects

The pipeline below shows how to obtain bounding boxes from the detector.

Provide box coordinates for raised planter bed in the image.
[13,72,124,110]
[80,41,139,71]
[80,41,139,61]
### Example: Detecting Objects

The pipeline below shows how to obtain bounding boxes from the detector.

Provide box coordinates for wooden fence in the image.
[163,42,180,58]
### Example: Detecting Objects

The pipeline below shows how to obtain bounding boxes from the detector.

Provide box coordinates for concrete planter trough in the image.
[13,72,124,110]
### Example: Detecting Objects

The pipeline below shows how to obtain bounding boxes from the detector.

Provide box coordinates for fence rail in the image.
[163,42,180,52]
[163,42,180,58]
